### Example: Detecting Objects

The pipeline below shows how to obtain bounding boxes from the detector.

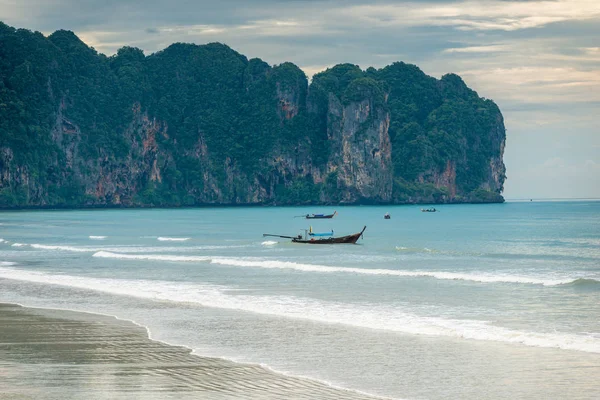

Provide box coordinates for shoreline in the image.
[0,302,388,400]
[0,198,506,211]
[3,198,600,212]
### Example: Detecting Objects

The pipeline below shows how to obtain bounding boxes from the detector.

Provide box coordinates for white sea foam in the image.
[395,246,437,253]
[0,265,598,354]
[93,251,211,262]
[566,238,600,246]
[261,241,278,246]
[209,257,575,286]
[103,245,243,253]
[157,237,190,242]
[90,251,581,286]
[0,238,5,243]
[31,244,92,252]
[0,261,16,266]
[25,244,244,254]
[89,236,107,240]
[18,242,594,287]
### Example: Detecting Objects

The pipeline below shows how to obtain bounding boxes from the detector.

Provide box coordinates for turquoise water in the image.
[1,202,599,399]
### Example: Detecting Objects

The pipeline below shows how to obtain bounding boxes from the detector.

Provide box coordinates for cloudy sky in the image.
[2,0,599,199]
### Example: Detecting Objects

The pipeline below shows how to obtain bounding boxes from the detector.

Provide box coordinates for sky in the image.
[1,0,599,199]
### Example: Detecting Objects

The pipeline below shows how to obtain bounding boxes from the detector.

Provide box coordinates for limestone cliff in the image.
[325,93,392,203]
[0,22,505,208]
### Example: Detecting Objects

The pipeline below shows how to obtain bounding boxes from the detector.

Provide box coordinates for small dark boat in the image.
[384,213,391,219]
[264,226,366,245]
[421,208,437,213]
[305,211,337,219]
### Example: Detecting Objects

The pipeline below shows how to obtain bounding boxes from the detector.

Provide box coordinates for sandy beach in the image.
[0,303,379,400]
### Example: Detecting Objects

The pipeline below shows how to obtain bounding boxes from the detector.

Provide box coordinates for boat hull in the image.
[305,211,337,219]
[292,226,366,244]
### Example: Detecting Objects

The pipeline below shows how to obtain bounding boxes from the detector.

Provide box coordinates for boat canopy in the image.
[309,226,334,236]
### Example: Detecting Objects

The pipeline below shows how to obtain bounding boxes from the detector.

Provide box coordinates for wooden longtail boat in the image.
[263,226,366,244]
[305,211,337,219]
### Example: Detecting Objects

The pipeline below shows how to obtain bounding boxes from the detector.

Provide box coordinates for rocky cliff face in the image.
[486,114,507,194]
[0,22,505,208]
[426,160,457,198]
[85,103,171,205]
[415,111,506,203]
[325,95,392,203]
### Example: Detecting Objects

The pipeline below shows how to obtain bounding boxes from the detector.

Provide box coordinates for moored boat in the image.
[263,226,366,244]
[305,211,337,219]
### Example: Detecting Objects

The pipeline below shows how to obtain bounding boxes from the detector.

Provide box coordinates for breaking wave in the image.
[209,258,581,286]
[18,243,245,254]
[0,265,598,354]
[31,244,92,252]
[559,278,600,289]
[89,236,107,240]
[396,246,440,254]
[93,251,211,262]
[92,251,588,287]
[157,237,190,241]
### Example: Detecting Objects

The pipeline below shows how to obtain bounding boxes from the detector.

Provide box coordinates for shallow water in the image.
[1,202,599,399]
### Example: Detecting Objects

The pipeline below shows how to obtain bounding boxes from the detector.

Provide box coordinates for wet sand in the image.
[0,303,380,400]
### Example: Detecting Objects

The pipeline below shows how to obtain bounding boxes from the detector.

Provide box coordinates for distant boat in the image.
[421,208,437,212]
[263,226,366,244]
[384,213,391,219]
[305,211,337,219]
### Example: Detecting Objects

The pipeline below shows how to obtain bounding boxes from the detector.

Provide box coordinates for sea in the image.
[1,201,599,399]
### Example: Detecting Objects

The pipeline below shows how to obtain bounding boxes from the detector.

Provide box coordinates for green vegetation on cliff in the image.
[0,21,505,207]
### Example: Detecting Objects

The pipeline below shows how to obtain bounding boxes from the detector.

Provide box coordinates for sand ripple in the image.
[0,303,383,399]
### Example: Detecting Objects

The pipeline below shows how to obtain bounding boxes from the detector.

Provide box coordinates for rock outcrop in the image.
[325,94,392,203]
[0,21,505,208]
